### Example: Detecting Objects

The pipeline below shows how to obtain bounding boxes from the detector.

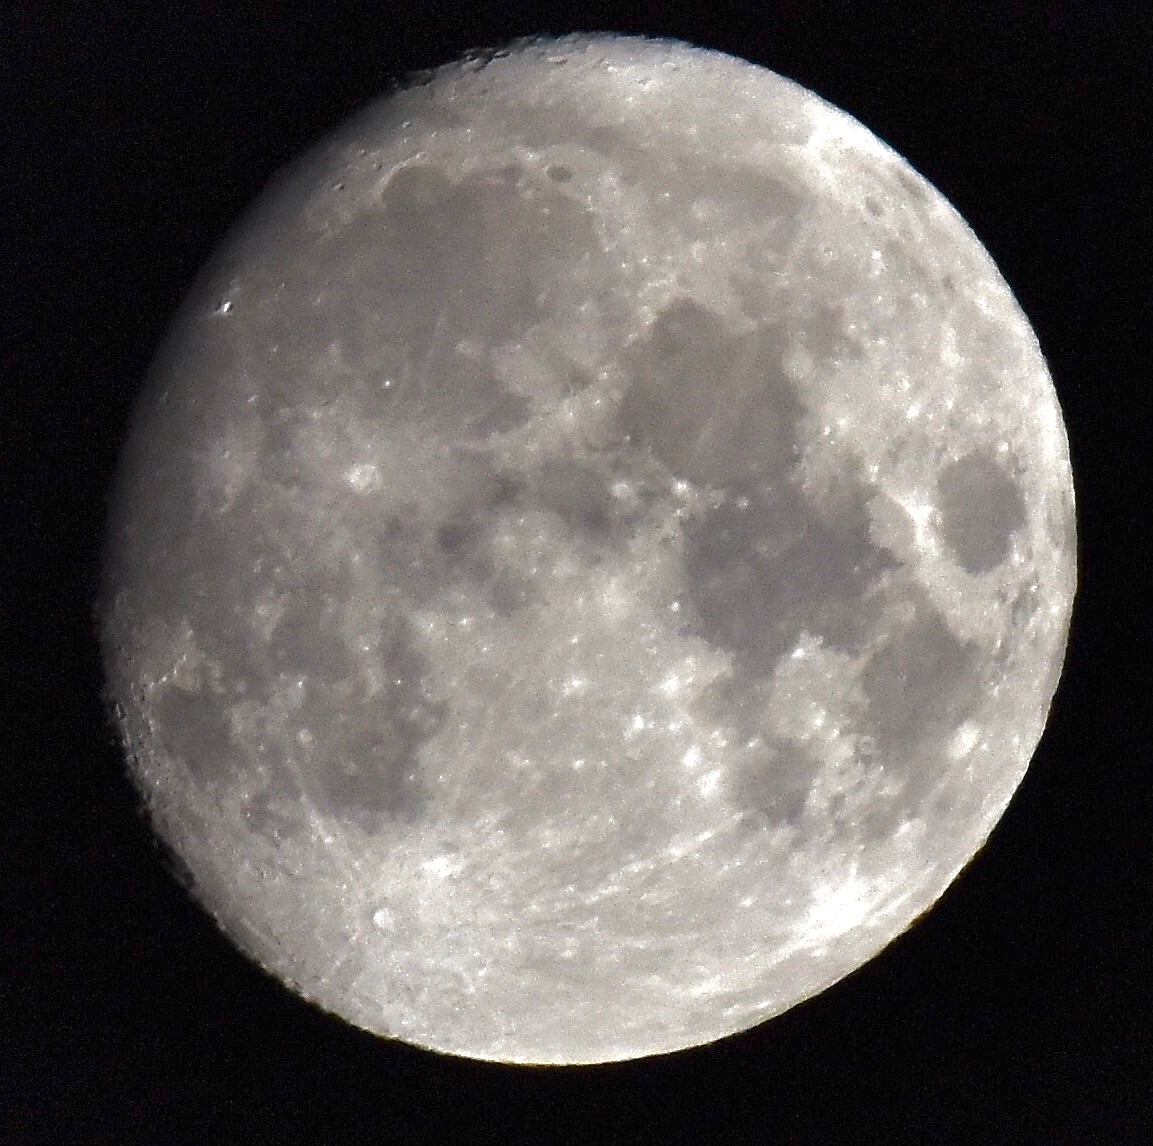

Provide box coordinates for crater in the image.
[619,299,803,487]
[894,166,929,204]
[936,449,1027,574]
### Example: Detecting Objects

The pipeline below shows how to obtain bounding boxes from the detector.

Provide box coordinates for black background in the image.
[4,2,1148,1142]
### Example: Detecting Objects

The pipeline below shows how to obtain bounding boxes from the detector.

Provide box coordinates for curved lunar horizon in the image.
[101,34,1076,1064]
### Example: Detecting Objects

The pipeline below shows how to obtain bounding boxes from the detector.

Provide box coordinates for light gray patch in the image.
[619,299,802,487]
[683,482,892,673]
[937,450,1027,574]
[1045,479,1077,559]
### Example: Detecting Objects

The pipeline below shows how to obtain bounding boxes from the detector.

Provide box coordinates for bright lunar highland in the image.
[101,34,1076,1063]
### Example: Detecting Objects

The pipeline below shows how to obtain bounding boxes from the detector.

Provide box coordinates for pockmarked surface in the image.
[102,35,1076,1063]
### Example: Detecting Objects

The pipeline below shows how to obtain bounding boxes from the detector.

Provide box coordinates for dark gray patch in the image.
[936,450,1027,574]
[247,159,603,436]
[435,515,487,559]
[241,792,306,843]
[528,460,614,534]
[865,196,884,216]
[266,572,354,682]
[861,598,980,758]
[545,163,574,183]
[683,482,892,673]
[340,162,600,434]
[487,572,539,616]
[379,514,455,603]
[794,302,864,366]
[731,738,817,828]
[153,686,237,782]
[895,166,929,203]
[296,619,443,826]
[178,503,297,672]
[377,471,522,602]
[253,412,308,488]
[619,299,803,487]
[585,124,802,222]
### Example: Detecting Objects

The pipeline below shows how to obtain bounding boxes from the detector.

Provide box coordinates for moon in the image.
[100,33,1076,1065]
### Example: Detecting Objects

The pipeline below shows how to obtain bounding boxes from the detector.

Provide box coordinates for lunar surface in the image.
[101,34,1076,1064]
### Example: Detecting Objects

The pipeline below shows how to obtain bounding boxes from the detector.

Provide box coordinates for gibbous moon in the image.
[101,34,1076,1064]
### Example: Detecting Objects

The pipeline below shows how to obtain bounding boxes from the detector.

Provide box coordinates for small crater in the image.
[545,163,574,183]
[936,450,1027,574]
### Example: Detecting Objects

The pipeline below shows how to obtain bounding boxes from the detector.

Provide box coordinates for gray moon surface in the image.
[101,34,1076,1064]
